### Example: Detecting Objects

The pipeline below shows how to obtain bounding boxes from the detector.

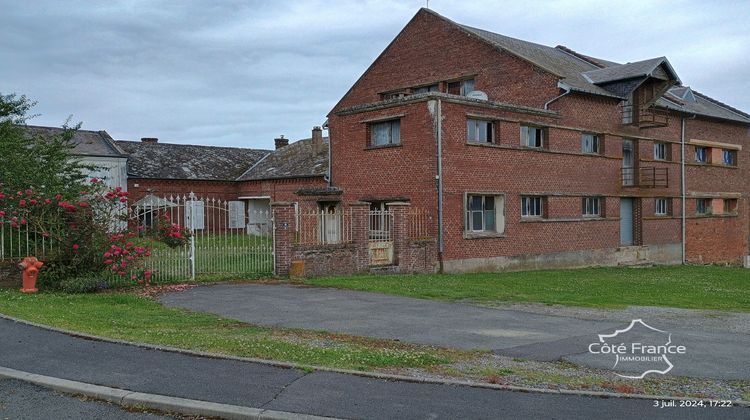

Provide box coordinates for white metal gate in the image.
[131,193,274,282]
[368,209,394,266]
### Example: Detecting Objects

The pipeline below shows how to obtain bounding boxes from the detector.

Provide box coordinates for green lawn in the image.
[0,289,465,371]
[305,266,750,311]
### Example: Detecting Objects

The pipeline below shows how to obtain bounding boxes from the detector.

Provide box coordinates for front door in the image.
[620,198,634,246]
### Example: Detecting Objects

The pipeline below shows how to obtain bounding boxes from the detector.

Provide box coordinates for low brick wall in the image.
[291,244,369,277]
[0,261,20,289]
[399,239,439,274]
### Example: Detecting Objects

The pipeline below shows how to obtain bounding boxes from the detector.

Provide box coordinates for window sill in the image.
[521,217,617,223]
[689,213,738,219]
[364,144,402,151]
[463,231,506,239]
[686,162,738,169]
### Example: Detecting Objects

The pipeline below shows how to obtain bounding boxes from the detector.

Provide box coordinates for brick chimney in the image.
[141,137,158,144]
[274,135,289,150]
[311,126,323,154]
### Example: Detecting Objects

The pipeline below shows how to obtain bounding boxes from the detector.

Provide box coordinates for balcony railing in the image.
[621,167,669,188]
[620,104,670,128]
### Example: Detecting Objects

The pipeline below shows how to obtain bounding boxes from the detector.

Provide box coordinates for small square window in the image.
[467,119,495,143]
[582,197,602,217]
[722,149,737,166]
[695,146,708,164]
[581,134,600,154]
[521,125,545,148]
[696,198,710,215]
[655,198,669,216]
[654,142,669,161]
[370,120,400,146]
[521,196,544,217]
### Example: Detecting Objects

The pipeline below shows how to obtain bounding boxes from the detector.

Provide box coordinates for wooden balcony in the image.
[620,104,669,128]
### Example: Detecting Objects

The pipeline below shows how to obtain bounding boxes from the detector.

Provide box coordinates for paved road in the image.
[160,284,750,380]
[0,378,172,419]
[1,318,744,419]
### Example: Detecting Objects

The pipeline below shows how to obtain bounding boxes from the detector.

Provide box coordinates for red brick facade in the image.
[327,9,749,271]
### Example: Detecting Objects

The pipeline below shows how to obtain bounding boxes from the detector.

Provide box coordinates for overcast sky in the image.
[2,0,748,149]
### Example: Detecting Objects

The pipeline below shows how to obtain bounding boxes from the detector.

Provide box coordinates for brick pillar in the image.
[272,202,296,276]
[348,202,370,271]
[387,202,411,270]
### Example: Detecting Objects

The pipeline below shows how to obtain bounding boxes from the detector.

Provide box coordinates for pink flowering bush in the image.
[156,213,191,248]
[0,179,153,291]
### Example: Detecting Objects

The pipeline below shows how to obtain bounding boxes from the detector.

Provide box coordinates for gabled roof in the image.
[421,8,750,124]
[115,140,269,181]
[237,137,328,181]
[21,125,126,157]
[582,57,680,85]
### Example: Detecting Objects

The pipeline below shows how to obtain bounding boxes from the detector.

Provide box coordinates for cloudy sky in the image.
[2,0,748,149]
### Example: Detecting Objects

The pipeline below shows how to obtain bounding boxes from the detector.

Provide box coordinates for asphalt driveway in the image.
[160,283,750,380]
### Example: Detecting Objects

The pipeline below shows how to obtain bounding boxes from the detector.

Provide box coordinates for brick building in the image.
[326,8,749,272]
[116,128,329,228]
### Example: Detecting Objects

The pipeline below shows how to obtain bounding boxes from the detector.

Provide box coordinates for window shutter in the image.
[228,201,245,229]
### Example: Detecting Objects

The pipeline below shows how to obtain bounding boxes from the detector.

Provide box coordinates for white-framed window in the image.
[722,149,737,166]
[581,133,600,154]
[521,196,544,218]
[520,125,545,148]
[653,142,668,161]
[696,198,710,215]
[467,118,495,143]
[655,198,669,216]
[695,146,708,164]
[447,78,475,96]
[466,194,505,233]
[370,119,400,146]
[582,197,602,217]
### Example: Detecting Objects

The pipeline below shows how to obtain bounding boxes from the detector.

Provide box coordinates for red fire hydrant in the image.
[18,256,43,293]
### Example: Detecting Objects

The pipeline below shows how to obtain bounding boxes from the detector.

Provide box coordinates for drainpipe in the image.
[544,83,572,110]
[680,117,686,264]
[436,99,445,272]
[680,114,696,264]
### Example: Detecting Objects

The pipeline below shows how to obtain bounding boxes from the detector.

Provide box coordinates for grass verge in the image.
[0,289,466,371]
[306,266,750,311]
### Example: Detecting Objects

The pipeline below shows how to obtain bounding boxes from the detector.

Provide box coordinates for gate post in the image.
[387,202,410,269]
[188,192,196,281]
[272,202,296,276]
[348,202,370,271]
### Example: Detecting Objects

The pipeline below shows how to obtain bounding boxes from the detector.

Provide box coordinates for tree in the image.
[0,93,91,198]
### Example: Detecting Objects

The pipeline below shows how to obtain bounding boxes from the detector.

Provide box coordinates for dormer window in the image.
[446,78,475,96]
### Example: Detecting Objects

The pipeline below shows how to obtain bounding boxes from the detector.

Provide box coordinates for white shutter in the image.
[228,201,245,229]
[185,200,205,230]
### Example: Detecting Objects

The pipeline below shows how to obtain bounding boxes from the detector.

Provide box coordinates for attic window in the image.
[446,78,475,96]
[681,87,696,102]
[412,84,439,94]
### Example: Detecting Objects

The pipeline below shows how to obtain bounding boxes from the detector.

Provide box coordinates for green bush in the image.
[58,272,130,294]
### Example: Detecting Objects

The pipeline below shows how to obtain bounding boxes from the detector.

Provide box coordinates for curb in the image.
[0,366,336,420]
[1,313,748,409]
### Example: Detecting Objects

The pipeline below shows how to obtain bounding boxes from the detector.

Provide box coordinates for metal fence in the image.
[131,193,274,281]
[0,221,58,262]
[296,209,353,245]
[407,208,433,239]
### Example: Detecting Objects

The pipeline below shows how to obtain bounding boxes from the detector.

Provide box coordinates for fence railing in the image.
[621,167,669,188]
[0,221,59,262]
[296,209,353,245]
[368,210,393,242]
[407,208,433,239]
